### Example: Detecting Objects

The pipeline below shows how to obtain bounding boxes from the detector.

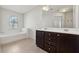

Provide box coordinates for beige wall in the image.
[0,8,24,33]
[24,6,42,39]
[24,6,65,39]
[0,9,1,32]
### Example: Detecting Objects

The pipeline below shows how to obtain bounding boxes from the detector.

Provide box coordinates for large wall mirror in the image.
[42,5,73,28]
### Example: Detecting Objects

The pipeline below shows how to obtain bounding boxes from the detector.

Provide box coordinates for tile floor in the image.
[1,39,46,53]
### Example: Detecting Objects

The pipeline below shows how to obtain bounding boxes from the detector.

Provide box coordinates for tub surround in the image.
[36,28,79,53]
[0,31,27,44]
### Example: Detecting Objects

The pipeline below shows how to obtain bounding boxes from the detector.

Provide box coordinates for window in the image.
[9,16,18,29]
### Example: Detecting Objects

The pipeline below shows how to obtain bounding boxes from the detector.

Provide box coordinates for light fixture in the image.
[42,6,49,11]
[59,8,70,13]
[61,9,67,12]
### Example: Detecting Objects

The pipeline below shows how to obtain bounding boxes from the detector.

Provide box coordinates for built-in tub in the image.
[0,31,27,44]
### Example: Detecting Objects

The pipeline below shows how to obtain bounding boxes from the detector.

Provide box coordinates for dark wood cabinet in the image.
[56,33,76,53]
[36,30,45,49]
[36,30,79,53]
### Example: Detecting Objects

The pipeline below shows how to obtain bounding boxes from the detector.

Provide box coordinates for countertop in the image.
[36,28,79,35]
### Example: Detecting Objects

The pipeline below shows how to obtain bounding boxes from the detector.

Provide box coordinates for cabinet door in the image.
[50,45,57,53]
[75,35,79,52]
[58,33,76,53]
[36,30,44,49]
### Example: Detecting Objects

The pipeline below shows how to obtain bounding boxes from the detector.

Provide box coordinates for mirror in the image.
[42,5,73,28]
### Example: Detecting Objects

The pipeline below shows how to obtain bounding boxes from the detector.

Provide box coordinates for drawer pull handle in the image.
[57,34,60,36]
[48,33,51,36]
[49,48,50,50]
[49,38,51,40]
[48,42,50,44]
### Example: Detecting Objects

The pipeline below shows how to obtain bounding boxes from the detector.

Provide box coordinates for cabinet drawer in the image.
[50,45,57,53]
[45,38,56,41]
[45,32,52,37]
[44,44,50,52]
[45,40,57,46]
[44,43,57,53]
[45,32,63,39]
[45,32,59,36]
[49,38,57,42]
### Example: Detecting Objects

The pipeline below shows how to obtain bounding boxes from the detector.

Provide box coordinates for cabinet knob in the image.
[48,42,50,44]
[49,38,51,40]
[49,48,50,50]
[48,33,51,36]
[57,34,60,36]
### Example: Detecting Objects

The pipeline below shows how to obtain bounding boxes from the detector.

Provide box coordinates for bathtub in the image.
[0,31,27,44]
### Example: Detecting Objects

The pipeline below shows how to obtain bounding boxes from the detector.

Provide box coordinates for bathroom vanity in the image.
[36,28,79,53]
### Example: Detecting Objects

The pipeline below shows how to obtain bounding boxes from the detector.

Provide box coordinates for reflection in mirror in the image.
[42,5,73,28]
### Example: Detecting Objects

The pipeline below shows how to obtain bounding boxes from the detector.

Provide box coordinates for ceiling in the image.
[42,5,73,12]
[0,5,73,14]
[49,5,73,12]
[0,5,37,14]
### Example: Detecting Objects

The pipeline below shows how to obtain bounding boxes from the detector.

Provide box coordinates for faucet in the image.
[64,29,69,31]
